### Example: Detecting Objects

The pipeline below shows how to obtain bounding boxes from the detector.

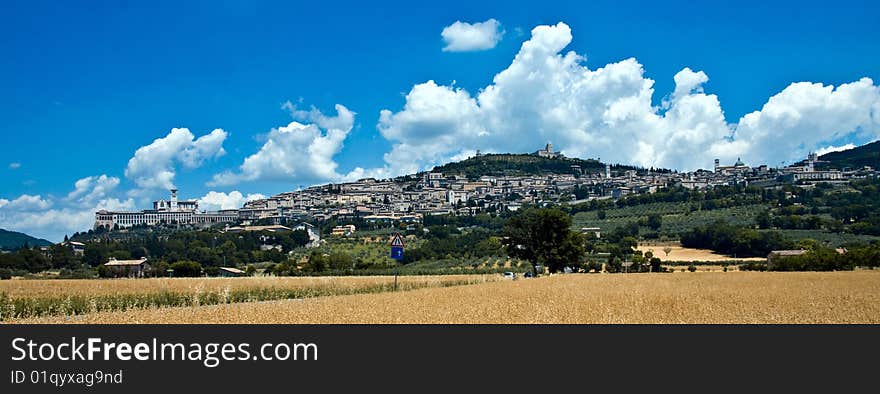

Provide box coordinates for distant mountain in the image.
[0,228,53,250]
[816,140,880,170]
[412,153,657,181]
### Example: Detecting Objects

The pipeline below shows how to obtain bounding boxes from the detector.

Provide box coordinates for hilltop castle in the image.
[535,143,561,158]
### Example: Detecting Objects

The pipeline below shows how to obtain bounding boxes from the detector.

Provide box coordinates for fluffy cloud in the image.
[1,195,52,211]
[9,162,21,169]
[441,19,504,52]
[724,78,880,167]
[198,191,266,211]
[0,177,134,242]
[125,128,228,191]
[66,175,120,205]
[815,144,857,156]
[209,104,366,186]
[377,22,880,173]
[378,80,485,175]
[671,67,709,103]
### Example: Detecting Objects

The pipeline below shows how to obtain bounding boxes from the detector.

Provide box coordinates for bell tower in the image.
[170,189,178,211]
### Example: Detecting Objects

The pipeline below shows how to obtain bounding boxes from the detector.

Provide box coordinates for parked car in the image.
[503,271,515,279]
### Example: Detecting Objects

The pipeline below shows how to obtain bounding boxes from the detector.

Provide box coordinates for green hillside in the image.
[0,228,53,250]
[815,140,880,170]
[422,153,656,180]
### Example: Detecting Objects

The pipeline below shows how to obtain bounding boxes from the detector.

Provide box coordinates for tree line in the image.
[0,229,310,277]
[680,220,794,257]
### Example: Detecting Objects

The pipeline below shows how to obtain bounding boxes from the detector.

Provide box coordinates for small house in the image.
[104,257,150,278]
[580,227,601,239]
[766,250,806,269]
[62,241,86,256]
[218,267,246,277]
[292,222,321,247]
[331,224,356,237]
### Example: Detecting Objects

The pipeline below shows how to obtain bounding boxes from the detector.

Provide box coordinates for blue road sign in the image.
[391,246,404,260]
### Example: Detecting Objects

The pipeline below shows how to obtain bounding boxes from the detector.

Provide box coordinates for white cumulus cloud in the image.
[671,67,709,103]
[9,162,21,170]
[125,128,228,191]
[209,104,367,186]
[66,175,120,205]
[0,177,135,242]
[2,195,52,211]
[198,191,266,211]
[441,19,504,52]
[815,144,857,156]
[725,78,880,167]
[375,21,880,174]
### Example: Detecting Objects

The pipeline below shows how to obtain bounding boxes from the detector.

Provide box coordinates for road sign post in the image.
[390,233,406,290]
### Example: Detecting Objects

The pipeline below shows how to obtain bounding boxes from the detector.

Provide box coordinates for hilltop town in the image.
[92,143,879,231]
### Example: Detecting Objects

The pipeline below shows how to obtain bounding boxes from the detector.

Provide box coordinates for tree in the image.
[502,208,585,274]
[797,238,820,251]
[328,252,353,270]
[149,261,170,277]
[306,251,328,273]
[170,261,202,277]
[597,210,606,220]
[204,266,220,277]
[646,214,662,231]
[49,244,79,270]
[662,246,673,257]
[756,210,772,229]
[97,265,113,278]
[109,250,132,260]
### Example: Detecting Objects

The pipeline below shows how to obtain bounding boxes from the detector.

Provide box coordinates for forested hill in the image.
[0,228,53,250]
[816,140,880,170]
[419,153,659,180]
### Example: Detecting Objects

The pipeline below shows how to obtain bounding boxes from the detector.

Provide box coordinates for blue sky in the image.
[1,0,879,241]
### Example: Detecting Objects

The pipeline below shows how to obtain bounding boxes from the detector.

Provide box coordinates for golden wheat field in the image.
[0,275,494,322]
[12,271,880,324]
[0,275,486,298]
[636,244,765,262]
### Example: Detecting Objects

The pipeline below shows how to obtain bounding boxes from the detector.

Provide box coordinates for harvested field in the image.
[636,244,765,262]
[15,271,880,324]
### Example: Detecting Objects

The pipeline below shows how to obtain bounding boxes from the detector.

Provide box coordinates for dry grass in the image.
[15,271,880,324]
[637,244,765,262]
[0,275,493,321]
[0,276,484,298]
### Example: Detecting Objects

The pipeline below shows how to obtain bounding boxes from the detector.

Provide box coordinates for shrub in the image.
[58,268,97,279]
[97,265,113,278]
[739,262,768,271]
[171,261,203,277]
[687,264,697,272]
